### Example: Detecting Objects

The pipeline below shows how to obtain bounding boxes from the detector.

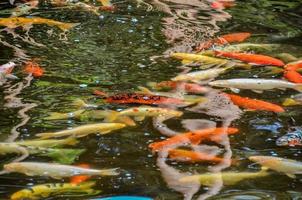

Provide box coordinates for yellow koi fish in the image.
[179,170,270,186]
[4,162,119,178]
[0,17,79,31]
[14,137,78,148]
[249,156,302,178]
[171,53,228,65]
[118,106,183,121]
[11,181,101,200]
[36,123,126,139]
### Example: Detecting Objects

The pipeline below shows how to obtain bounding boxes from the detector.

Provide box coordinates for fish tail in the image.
[72,99,87,108]
[103,111,119,122]
[58,22,80,31]
[99,168,120,176]
[115,116,136,126]
[44,112,67,120]
[294,84,302,92]
[65,137,79,146]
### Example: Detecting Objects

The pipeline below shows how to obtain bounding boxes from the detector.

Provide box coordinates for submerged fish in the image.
[214,51,285,66]
[220,43,280,53]
[171,53,228,65]
[11,181,101,200]
[196,32,251,51]
[225,93,284,112]
[147,81,209,93]
[179,170,270,186]
[209,78,302,93]
[168,149,224,163]
[149,127,239,152]
[104,93,185,105]
[249,156,302,178]
[36,123,126,139]
[172,67,231,83]
[14,137,78,148]
[284,61,302,83]
[118,106,183,121]
[276,130,302,147]
[4,162,119,178]
[23,60,44,77]
[0,17,79,31]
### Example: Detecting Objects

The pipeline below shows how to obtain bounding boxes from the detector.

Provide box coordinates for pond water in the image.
[1,0,302,199]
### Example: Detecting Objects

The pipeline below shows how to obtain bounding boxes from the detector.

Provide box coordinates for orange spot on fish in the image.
[214,51,285,66]
[196,32,251,51]
[23,60,44,77]
[225,93,284,113]
[70,164,91,185]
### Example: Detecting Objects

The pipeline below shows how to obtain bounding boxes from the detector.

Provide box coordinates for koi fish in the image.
[214,51,285,66]
[284,61,302,71]
[171,53,228,66]
[149,127,239,152]
[209,78,302,93]
[11,181,101,200]
[0,17,79,31]
[23,61,44,77]
[172,67,231,83]
[36,123,126,139]
[220,43,280,53]
[276,130,302,147]
[103,93,184,105]
[147,81,209,93]
[118,106,183,121]
[44,109,86,120]
[249,156,302,178]
[196,32,251,51]
[284,70,302,83]
[4,162,119,178]
[179,170,270,186]
[225,93,285,112]
[168,149,224,163]
[70,164,91,184]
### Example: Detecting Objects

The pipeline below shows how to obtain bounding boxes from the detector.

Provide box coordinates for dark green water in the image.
[1,0,302,199]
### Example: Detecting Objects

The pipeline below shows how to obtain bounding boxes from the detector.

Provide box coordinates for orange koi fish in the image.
[70,164,91,184]
[168,149,224,163]
[283,61,302,83]
[225,93,285,113]
[211,0,235,10]
[214,51,285,66]
[23,61,44,77]
[0,17,79,31]
[102,93,184,105]
[284,70,302,83]
[149,127,239,152]
[148,81,208,94]
[196,32,251,51]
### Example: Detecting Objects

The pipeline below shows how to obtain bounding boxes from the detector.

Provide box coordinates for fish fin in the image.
[283,98,299,106]
[252,90,263,94]
[116,116,136,126]
[137,86,152,94]
[134,116,145,121]
[6,74,18,79]
[230,88,240,93]
[58,22,80,31]
[72,99,87,108]
[99,168,120,176]
[286,173,296,179]
[103,111,119,122]
[294,84,302,92]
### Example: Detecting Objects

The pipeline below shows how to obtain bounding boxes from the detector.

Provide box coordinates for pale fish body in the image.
[4,162,119,178]
[119,106,183,121]
[11,181,101,200]
[179,170,270,186]
[221,43,280,52]
[209,78,302,92]
[0,17,79,31]
[249,156,302,178]
[172,68,229,82]
[14,137,78,148]
[36,123,126,139]
[0,143,27,155]
[44,109,86,120]
[171,53,227,65]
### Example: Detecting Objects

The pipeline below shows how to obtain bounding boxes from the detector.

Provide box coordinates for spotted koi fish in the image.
[276,129,302,147]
